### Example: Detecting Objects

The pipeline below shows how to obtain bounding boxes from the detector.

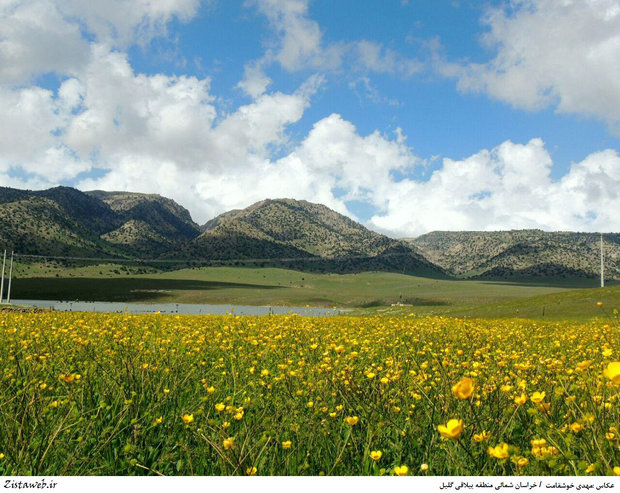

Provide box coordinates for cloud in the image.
[236,62,273,99]
[252,0,328,71]
[0,85,62,163]
[369,139,620,236]
[238,0,422,96]
[353,41,422,78]
[63,46,218,169]
[0,0,201,84]
[440,0,620,131]
[279,114,419,206]
[54,0,201,47]
[0,0,89,83]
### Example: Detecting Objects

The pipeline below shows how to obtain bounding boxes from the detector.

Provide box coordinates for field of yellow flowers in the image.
[0,311,619,476]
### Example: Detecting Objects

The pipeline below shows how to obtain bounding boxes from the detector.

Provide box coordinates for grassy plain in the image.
[10,263,613,319]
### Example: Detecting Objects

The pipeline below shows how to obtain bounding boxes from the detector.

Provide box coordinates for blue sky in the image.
[1,0,620,235]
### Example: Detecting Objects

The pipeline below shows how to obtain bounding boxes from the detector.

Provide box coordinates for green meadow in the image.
[8,262,617,320]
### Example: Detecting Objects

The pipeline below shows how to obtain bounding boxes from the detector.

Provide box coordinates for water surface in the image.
[12,299,339,316]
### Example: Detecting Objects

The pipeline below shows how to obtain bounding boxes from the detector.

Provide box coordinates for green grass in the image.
[439,284,620,320]
[10,263,612,319]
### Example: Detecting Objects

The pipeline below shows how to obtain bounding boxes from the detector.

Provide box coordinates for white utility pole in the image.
[7,251,13,304]
[601,233,605,288]
[0,249,5,303]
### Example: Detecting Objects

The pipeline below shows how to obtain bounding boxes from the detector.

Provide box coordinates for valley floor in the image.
[7,264,619,320]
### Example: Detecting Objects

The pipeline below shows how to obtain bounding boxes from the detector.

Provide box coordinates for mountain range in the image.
[0,186,441,276]
[0,185,617,280]
[408,230,620,280]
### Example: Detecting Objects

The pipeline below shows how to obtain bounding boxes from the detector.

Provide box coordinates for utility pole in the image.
[0,249,5,303]
[7,251,13,304]
[601,233,605,288]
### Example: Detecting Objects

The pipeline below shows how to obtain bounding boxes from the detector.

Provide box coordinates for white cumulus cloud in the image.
[441,0,620,131]
[0,0,201,84]
[369,139,620,236]
[0,0,89,83]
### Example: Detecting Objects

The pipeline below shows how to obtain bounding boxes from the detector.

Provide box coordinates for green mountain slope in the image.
[408,230,620,280]
[0,195,119,256]
[0,187,201,258]
[85,190,200,243]
[37,186,122,235]
[185,199,445,276]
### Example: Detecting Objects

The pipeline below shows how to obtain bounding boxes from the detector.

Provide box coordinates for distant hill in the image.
[183,198,445,276]
[407,230,620,280]
[0,186,200,257]
[0,187,121,257]
[85,190,201,254]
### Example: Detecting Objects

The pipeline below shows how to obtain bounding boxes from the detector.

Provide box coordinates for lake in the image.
[11,299,340,316]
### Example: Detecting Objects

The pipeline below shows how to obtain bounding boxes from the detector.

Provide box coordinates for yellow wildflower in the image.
[369,450,382,461]
[345,416,359,426]
[514,393,528,405]
[181,413,194,425]
[452,377,474,399]
[516,457,529,467]
[393,465,408,476]
[576,360,592,370]
[437,419,463,439]
[488,443,510,459]
[569,422,584,433]
[473,430,490,442]
[603,362,620,384]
